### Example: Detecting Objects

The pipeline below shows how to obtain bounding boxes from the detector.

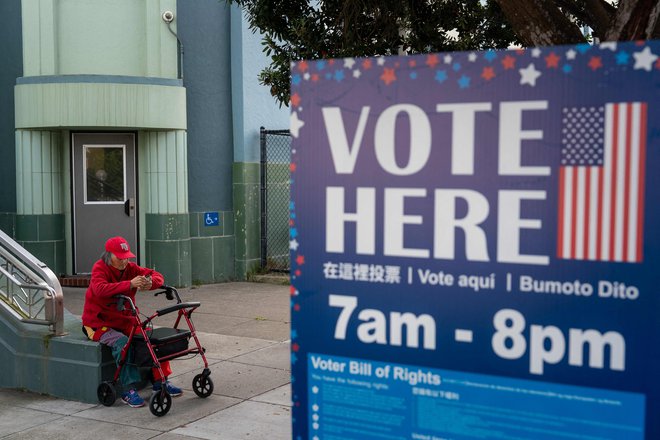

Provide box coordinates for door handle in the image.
[124,198,135,217]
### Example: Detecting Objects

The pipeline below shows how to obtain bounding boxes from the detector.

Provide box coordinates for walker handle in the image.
[154,285,180,303]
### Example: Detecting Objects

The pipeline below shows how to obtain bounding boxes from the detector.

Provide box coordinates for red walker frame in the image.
[96,285,213,416]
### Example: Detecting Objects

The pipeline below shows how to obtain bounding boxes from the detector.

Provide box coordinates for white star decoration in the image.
[468,52,477,62]
[289,239,299,251]
[290,111,305,138]
[344,58,356,69]
[519,63,541,86]
[633,47,658,71]
[444,54,452,64]
[376,57,385,66]
[566,49,577,60]
[531,48,542,58]
[353,69,361,78]
[303,72,310,80]
[599,42,617,51]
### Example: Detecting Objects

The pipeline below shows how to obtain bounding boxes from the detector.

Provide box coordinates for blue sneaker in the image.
[153,380,183,397]
[121,389,145,408]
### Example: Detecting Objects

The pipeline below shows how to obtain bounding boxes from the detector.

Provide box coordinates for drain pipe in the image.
[162,10,184,80]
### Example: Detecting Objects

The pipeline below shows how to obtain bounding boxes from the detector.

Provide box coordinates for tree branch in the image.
[581,0,615,39]
[494,0,586,46]
[605,0,660,40]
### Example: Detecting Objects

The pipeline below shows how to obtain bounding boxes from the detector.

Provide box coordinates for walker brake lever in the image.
[154,287,174,300]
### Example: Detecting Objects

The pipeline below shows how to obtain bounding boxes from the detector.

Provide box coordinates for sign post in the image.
[290,41,659,439]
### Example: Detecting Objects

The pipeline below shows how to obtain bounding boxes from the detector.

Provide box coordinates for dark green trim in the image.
[145,213,192,286]
[13,214,65,274]
[191,235,235,284]
[145,238,192,287]
[145,214,190,240]
[233,162,261,280]
[189,211,234,238]
[0,213,16,237]
[15,214,64,241]
[188,211,236,284]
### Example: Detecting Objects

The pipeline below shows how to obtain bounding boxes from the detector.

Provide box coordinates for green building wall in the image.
[0,0,22,236]
[4,0,288,286]
[15,0,192,285]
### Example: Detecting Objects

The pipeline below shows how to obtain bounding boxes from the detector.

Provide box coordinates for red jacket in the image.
[81,259,164,335]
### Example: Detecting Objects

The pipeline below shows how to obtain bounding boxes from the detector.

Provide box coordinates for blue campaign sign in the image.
[290,41,660,439]
[204,212,219,227]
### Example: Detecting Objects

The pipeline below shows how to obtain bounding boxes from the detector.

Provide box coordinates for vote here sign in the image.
[289,41,660,439]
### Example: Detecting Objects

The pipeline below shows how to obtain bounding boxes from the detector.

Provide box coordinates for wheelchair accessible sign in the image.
[204,212,219,227]
[290,41,660,439]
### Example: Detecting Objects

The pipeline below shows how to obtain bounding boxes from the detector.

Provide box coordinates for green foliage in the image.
[227,0,521,105]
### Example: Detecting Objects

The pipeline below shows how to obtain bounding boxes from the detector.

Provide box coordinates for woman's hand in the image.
[141,275,153,291]
[130,275,151,290]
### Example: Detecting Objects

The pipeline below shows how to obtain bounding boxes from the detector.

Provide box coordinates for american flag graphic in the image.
[557,102,647,262]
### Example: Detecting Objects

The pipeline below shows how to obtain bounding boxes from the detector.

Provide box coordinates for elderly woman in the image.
[81,236,182,408]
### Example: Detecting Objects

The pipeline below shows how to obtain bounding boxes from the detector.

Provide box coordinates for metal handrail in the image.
[0,228,65,335]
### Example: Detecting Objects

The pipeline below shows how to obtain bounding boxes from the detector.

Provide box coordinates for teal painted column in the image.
[233,162,261,279]
[140,130,191,287]
[229,5,289,279]
[14,129,65,274]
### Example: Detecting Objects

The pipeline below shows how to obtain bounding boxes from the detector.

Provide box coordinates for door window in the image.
[84,145,126,203]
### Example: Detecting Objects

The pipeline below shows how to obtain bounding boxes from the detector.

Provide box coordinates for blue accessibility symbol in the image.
[204,212,219,227]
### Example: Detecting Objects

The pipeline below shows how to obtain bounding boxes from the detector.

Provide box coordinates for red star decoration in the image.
[296,255,305,265]
[293,303,301,311]
[426,54,439,68]
[635,40,645,46]
[328,59,335,65]
[380,68,397,85]
[289,219,294,226]
[501,55,516,70]
[362,59,372,70]
[290,285,296,295]
[545,52,560,68]
[295,269,301,276]
[311,73,319,82]
[588,56,603,71]
[515,49,525,56]
[292,343,300,352]
[481,67,495,81]
[290,92,301,107]
[289,162,297,172]
[655,58,660,69]
[297,61,308,72]
[408,60,416,67]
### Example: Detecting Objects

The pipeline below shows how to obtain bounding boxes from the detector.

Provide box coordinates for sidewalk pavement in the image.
[0,282,292,440]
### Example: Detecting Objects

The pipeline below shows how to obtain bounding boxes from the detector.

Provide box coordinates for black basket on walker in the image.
[132,327,191,367]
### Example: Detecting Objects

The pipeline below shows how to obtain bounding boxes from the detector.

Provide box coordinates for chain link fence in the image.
[260,128,291,272]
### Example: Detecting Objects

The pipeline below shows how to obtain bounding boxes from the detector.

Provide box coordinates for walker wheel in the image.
[149,390,172,417]
[193,374,214,398]
[97,382,117,406]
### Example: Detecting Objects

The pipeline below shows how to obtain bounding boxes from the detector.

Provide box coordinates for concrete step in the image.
[0,306,113,403]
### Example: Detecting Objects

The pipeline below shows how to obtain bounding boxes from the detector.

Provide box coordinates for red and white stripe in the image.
[557,102,647,262]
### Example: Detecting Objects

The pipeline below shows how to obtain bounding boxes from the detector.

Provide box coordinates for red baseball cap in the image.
[105,236,136,259]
